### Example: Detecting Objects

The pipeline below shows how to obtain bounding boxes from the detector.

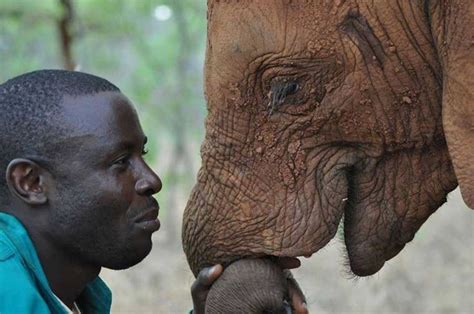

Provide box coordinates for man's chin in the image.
[103,240,153,270]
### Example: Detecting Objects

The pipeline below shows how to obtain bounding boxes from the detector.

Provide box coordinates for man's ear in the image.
[6,158,49,205]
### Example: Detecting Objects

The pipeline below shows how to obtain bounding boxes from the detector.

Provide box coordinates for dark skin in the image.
[3,90,306,312]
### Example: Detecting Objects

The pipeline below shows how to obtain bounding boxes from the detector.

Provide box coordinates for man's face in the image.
[45,91,162,270]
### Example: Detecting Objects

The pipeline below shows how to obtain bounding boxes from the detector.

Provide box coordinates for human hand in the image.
[282,270,308,314]
[191,264,223,314]
[275,257,308,314]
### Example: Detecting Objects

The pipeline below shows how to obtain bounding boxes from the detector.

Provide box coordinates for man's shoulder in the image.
[0,235,36,294]
[0,214,21,262]
[0,238,53,313]
[0,233,15,261]
[0,236,30,288]
[0,214,38,282]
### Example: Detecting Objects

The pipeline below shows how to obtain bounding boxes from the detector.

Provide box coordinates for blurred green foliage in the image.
[0,0,208,242]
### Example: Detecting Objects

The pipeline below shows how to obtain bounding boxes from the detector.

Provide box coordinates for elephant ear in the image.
[430,1,474,209]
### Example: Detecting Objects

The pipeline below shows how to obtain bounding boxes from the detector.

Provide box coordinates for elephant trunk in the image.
[205,259,290,314]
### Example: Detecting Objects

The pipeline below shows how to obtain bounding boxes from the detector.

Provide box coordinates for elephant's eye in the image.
[268,78,300,114]
[283,81,299,95]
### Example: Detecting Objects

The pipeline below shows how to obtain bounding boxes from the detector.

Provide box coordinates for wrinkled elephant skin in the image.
[183,0,472,277]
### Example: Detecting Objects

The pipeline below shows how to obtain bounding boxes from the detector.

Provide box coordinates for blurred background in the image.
[0,0,472,313]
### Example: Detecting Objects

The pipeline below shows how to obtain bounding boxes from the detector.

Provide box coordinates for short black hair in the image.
[0,69,120,203]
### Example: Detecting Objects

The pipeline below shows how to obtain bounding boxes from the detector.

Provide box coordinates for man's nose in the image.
[135,165,162,196]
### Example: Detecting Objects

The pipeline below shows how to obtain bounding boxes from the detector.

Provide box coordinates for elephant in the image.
[182,0,473,311]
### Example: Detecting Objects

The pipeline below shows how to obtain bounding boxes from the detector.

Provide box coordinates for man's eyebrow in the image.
[104,135,147,155]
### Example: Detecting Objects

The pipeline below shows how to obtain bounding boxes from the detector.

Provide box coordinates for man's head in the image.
[0,70,162,270]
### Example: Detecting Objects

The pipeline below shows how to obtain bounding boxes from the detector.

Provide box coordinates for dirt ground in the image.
[101,188,473,313]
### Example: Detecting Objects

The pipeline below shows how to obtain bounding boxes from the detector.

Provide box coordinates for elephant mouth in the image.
[295,150,448,277]
[183,141,457,278]
[270,162,408,277]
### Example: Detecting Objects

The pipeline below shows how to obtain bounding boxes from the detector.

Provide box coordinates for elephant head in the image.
[183,0,473,309]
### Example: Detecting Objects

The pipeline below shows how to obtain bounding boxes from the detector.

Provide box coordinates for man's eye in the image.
[114,155,130,166]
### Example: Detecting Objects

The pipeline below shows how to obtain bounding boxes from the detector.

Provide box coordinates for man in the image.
[0,70,227,313]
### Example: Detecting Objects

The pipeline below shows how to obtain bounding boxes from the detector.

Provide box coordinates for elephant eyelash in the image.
[267,79,300,115]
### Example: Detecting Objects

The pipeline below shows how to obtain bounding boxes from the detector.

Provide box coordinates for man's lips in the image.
[134,207,160,232]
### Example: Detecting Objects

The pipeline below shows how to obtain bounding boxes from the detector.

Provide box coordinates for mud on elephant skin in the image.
[183,0,473,286]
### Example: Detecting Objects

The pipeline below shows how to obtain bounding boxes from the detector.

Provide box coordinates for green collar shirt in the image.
[0,212,112,313]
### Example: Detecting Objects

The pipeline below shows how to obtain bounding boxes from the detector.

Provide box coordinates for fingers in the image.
[286,271,308,314]
[191,264,223,314]
[194,264,223,288]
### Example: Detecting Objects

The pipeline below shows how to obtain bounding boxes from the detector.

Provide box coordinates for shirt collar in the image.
[0,212,50,285]
[0,212,112,313]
